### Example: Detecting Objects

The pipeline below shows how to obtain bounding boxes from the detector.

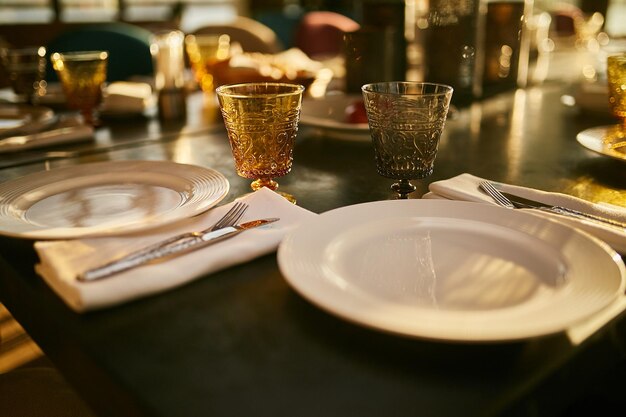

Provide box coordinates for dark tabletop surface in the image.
[0,80,625,417]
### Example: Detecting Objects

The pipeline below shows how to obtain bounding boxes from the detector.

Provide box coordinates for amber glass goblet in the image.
[216,82,305,203]
[362,82,453,199]
[51,51,108,126]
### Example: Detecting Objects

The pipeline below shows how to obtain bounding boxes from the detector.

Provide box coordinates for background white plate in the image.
[300,93,370,141]
[0,160,229,239]
[278,200,625,342]
[0,106,55,138]
[576,125,626,162]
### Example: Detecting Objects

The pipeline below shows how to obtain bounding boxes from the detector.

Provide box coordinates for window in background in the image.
[0,0,54,23]
[60,0,118,21]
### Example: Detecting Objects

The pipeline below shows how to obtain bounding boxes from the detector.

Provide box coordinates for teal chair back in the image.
[46,22,153,82]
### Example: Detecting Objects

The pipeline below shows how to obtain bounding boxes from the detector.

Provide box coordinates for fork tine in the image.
[479,181,515,209]
[210,202,248,231]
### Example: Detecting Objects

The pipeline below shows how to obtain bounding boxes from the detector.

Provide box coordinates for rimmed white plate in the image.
[278,200,625,342]
[300,93,370,141]
[0,105,56,137]
[0,160,229,239]
[576,125,626,162]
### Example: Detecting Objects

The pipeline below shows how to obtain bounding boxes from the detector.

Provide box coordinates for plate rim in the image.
[0,160,229,239]
[576,125,626,162]
[300,93,370,141]
[0,105,56,137]
[278,199,626,342]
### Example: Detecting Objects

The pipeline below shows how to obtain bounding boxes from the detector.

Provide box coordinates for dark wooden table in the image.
[0,82,625,417]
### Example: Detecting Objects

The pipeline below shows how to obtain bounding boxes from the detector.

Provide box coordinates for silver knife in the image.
[78,218,279,282]
[500,191,626,230]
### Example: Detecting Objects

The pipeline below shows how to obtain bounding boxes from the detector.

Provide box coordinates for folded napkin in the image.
[35,188,316,313]
[101,82,156,114]
[0,116,93,153]
[424,173,626,254]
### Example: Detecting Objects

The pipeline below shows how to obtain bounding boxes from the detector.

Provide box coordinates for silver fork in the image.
[117,201,248,263]
[78,202,250,282]
[479,181,514,209]
[78,201,248,281]
[479,180,626,230]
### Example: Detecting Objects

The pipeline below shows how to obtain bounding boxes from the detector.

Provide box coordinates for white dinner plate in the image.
[576,125,626,162]
[300,93,370,141]
[0,160,229,239]
[278,200,625,342]
[0,105,56,138]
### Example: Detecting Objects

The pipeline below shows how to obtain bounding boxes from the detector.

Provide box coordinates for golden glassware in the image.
[51,51,108,126]
[608,53,626,126]
[0,46,47,104]
[216,82,305,203]
[362,82,453,199]
[185,34,230,93]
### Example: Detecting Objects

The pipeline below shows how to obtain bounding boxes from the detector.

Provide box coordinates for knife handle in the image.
[539,206,626,230]
[78,230,237,282]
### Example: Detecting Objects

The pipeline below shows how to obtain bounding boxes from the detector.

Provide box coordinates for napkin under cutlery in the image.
[35,188,316,313]
[424,173,626,254]
[0,115,93,153]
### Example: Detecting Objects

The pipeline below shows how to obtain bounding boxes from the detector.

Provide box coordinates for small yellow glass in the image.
[608,53,626,127]
[216,82,304,203]
[51,51,108,125]
[185,34,230,93]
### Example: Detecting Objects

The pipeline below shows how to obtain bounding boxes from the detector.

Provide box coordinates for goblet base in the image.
[391,179,417,199]
[250,178,296,204]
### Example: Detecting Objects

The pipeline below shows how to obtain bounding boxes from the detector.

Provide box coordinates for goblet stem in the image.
[391,179,417,199]
[251,178,278,191]
[251,177,296,204]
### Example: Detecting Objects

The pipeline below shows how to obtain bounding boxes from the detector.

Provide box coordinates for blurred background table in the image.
[0,78,625,416]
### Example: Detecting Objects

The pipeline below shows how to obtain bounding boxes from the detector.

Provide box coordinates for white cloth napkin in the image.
[34,188,316,313]
[424,173,626,254]
[0,116,93,153]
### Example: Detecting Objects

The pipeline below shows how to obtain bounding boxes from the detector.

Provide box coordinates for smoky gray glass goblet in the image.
[362,82,453,199]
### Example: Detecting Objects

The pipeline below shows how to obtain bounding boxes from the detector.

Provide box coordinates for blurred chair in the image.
[255,8,304,50]
[294,11,360,59]
[192,16,283,54]
[45,22,153,82]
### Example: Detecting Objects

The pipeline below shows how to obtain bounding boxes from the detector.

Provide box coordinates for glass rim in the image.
[216,82,305,98]
[607,53,626,61]
[51,51,109,61]
[362,81,454,96]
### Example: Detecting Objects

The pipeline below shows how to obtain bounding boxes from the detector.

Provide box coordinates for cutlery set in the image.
[479,181,626,231]
[79,201,279,281]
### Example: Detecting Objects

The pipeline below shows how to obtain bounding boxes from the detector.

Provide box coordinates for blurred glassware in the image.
[362,81,453,199]
[343,27,398,94]
[51,51,108,126]
[216,82,304,204]
[607,53,626,126]
[0,46,47,104]
[185,34,231,93]
[575,53,626,161]
[412,0,480,105]
[151,30,186,121]
[481,1,531,95]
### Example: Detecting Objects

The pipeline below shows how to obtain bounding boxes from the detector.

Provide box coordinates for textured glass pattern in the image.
[217,83,304,202]
[362,82,453,198]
